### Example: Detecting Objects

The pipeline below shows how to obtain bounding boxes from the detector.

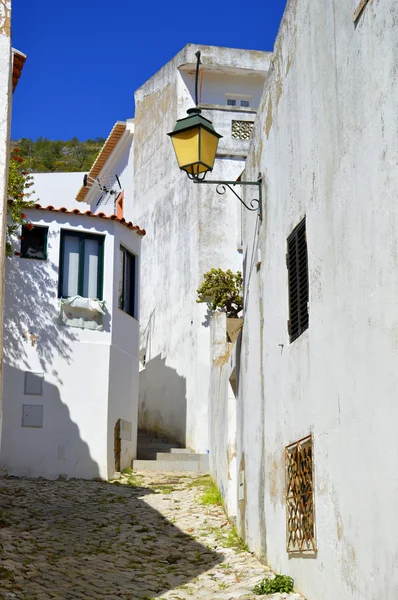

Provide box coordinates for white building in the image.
[133,44,270,452]
[207,2,398,599]
[0,0,25,450]
[1,134,145,478]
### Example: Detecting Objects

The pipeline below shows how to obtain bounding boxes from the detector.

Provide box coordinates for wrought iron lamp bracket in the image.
[193,174,263,221]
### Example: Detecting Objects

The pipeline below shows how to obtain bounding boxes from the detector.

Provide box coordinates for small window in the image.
[287,217,309,342]
[119,246,136,318]
[240,100,250,107]
[20,225,48,260]
[286,435,316,553]
[58,230,104,299]
[227,98,237,106]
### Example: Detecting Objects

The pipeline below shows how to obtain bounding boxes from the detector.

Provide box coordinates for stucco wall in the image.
[32,172,88,210]
[134,44,269,452]
[1,211,141,479]
[208,312,238,518]
[0,0,12,450]
[237,1,398,599]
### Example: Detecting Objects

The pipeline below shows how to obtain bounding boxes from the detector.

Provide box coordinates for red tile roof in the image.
[31,203,146,237]
[12,49,26,93]
[76,122,127,202]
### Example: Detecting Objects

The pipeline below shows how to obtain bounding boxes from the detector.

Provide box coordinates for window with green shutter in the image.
[58,230,104,300]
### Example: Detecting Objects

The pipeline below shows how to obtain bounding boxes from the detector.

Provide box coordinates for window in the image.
[58,230,104,299]
[20,225,48,259]
[286,435,316,553]
[118,246,136,318]
[226,96,251,108]
[287,217,309,342]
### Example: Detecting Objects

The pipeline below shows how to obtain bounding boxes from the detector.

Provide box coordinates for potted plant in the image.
[196,268,243,342]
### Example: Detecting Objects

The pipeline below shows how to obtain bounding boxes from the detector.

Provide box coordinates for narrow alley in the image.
[0,471,303,600]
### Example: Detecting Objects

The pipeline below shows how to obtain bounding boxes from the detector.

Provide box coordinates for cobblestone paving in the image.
[0,471,304,600]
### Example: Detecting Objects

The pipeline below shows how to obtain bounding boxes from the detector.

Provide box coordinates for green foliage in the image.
[14,137,105,173]
[6,147,35,256]
[200,479,223,506]
[196,268,243,318]
[253,574,294,595]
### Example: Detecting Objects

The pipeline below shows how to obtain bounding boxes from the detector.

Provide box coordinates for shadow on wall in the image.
[138,354,187,446]
[1,364,101,479]
[0,477,222,596]
[3,242,78,380]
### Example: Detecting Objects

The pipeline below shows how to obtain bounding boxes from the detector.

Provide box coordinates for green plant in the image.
[7,147,35,256]
[196,268,243,317]
[253,574,294,595]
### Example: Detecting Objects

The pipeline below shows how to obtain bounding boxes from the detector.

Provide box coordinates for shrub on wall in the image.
[7,147,35,256]
[196,268,243,318]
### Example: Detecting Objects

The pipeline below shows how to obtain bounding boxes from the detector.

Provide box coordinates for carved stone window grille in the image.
[285,434,316,553]
[231,120,254,140]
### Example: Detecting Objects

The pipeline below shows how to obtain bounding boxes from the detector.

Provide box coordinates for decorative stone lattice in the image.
[231,120,254,140]
[285,434,317,553]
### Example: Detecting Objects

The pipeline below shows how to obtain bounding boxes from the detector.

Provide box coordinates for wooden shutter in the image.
[287,217,309,342]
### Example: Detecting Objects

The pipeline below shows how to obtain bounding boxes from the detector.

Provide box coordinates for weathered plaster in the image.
[0,0,12,450]
[233,0,398,598]
[133,44,269,453]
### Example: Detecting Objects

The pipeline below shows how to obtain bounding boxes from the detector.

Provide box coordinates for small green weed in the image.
[253,574,294,595]
[0,566,14,581]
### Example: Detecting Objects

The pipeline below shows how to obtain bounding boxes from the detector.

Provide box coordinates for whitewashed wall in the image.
[208,312,239,518]
[237,1,398,599]
[32,172,88,210]
[134,44,270,452]
[1,210,141,479]
[0,0,12,452]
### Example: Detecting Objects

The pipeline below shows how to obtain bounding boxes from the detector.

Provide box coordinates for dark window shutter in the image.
[287,217,309,342]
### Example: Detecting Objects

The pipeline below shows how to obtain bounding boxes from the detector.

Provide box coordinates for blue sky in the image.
[11,0,287,141]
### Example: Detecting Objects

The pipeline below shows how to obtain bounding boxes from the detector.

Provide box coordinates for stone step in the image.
[156,452,203,461]
[132,456,209,473]
[137,437,173,445]
[137,442,180,450]
[170,448,194,454]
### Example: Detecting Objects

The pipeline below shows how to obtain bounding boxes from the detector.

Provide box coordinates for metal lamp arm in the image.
[193,176,262,220]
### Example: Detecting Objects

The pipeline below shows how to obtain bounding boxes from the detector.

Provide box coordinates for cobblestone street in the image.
[0,471,303,600]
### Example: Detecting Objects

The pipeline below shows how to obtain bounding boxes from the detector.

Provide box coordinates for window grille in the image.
[287,217,309,342]
[285,435,316,553]
[231,121,254,140]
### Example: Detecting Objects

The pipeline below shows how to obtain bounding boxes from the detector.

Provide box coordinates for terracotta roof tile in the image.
[12,49,26,93]
[76,122,127,202]
[31,203,146,237]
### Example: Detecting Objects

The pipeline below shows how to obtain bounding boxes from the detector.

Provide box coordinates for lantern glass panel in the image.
[170,128,200,169]
[200,128,220,170]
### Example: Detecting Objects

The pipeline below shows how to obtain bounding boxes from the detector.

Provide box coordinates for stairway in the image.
[133,430,209,473]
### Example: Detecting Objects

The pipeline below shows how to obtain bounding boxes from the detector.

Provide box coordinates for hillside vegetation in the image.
[11,137,105,173]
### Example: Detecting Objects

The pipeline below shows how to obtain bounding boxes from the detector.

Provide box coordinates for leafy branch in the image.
[6,147,35,257]
[196,268,243,318]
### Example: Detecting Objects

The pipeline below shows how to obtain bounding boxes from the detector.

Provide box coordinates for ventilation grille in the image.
[286,435,316,553]
[231,120,254,140]
[287,217,309,342]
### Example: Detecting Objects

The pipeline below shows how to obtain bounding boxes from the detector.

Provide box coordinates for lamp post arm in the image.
[193,176,262,221]
[195,51,201,107]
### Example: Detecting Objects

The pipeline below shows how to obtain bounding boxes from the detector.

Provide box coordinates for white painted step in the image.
[156,452,203,461]
[170,448,194,454]
[133,456,209,473]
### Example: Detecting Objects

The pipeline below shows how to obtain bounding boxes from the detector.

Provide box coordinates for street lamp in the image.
[168,50,262,220]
